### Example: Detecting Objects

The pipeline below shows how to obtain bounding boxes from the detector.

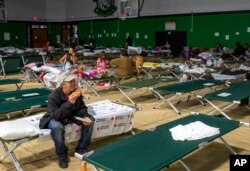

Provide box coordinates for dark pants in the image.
[48,119,94,157]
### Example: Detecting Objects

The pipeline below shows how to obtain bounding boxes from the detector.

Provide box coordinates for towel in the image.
[169,121,220,141]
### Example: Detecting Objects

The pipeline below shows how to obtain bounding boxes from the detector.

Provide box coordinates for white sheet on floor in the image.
[169,121,220,141]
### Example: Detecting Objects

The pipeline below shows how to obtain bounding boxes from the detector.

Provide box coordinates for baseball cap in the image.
[57,72,77,87]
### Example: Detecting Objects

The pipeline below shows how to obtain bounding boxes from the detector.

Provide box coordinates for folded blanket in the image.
[169,121,220,141]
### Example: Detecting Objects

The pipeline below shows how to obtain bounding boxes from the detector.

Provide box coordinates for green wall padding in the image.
[78,12,250,49]
[0,22,27,47]
[1,12,250,49]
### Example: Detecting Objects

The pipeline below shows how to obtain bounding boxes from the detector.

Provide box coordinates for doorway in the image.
[30,24,48,48]
[155,31,187,56]
[62,23,79,47]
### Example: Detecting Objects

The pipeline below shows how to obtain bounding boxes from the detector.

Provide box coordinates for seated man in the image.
[110,49,134,78]
[39,72,95,169]
[161,41,171,50]
[232,41,245,58]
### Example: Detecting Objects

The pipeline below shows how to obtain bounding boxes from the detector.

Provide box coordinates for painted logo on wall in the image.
[93,0,117,17]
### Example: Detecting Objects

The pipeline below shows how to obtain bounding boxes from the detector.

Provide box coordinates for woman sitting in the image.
[59,47,86,86]
[59,47,77,74]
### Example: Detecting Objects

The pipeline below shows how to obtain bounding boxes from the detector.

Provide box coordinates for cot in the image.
[0,56,23,77]
[82,76,116,96]
[116,77,174,106]
[0,78,25,90]
[0,88,51,101]
[151,79,224,114]
[21,55,45,65]
[83,75,136,96]
[0,95,49,119]
[0,100,136,171]
[141,62,179,78]
[171,65,216,80]
[23,63,63,86]
[198,80,250,126]
[80,113,239,171]
[141,62,168,78]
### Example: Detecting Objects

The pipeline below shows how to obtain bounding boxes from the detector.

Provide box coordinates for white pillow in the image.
[0,120,37,140]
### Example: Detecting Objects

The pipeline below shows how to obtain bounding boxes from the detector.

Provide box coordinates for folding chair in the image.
[198,80,250,126]
[0,78,25,90]
[151,79,224,114]
[80,113,239,171]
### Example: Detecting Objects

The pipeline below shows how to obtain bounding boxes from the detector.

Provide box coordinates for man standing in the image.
[39,73,94,169]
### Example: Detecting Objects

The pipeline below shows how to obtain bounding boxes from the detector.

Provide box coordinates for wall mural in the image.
[93,0,117,17]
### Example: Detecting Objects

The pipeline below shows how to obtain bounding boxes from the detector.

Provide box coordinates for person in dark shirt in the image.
[233,41,245,57]
[39,73,95,169]
[126,35,133,48]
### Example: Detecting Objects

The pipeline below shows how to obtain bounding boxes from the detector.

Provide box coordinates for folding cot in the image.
[116,77,174,106]
[80,113,239,171]
[0,78,25,90]
[21,55,45,65]
[141,63,167,78]
[0,100,136,171]
[23,63,63,86]
[0,56,23,77]
[0,92,50,119]
[0,88,51,101]
[198,80,250,126]
[82,76,116,96]
[21,54,46,80]
[151,79,224,114]
[0,55,45,77]
[83,75,137,96]
[171,65,216,80]
[141,62,176,78]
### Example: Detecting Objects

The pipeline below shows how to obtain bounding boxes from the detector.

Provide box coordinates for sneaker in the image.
[59,157,68,169]
[74,150,94,160]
